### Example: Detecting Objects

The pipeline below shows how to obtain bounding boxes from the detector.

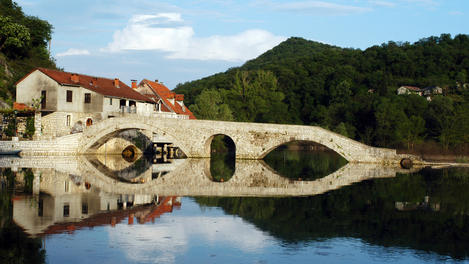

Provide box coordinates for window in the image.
[109,98,112,105]
[41,90,46,109]
[66,90,73,102]
[82,203,88,214]
[38,199,43,217]
[84,93,91,104]
[66,115,71,127]
[64,180,69,192]
[63,204,70,217]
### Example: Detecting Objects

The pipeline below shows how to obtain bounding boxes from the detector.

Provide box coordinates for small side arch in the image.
[204,134,236,182]
[204,134,236,157]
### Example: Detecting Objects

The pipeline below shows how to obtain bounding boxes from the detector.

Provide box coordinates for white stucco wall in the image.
[56,86,103,113]
[136,101,155,116]
[16,70,60,111]
[102,96,121,114]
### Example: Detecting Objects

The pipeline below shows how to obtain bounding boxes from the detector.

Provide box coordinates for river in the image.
[1,148,469,263]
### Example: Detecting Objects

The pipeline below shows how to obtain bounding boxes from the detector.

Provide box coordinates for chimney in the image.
[175,94,184,101]
[114,78,120,88]
[155,79,158,83]
[131,79,137,89]
[71,74,79,83]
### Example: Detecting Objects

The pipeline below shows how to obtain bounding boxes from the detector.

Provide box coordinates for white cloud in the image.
[401,0,438,6]
[108,216,270,263]
[169,29,285,61]
[269,1,372,15]
[449,11,463,16]
[368,0,396,7]
[129,13,183,24]
[56,48,91,57]
[103,13,286,62]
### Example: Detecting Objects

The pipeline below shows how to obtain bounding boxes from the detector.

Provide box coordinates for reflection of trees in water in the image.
[195,167,469,259]
[0,169,46,264]
[263,148,348,180]
[210,152,235,182]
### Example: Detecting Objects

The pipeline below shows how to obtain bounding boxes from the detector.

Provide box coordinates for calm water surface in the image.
[1,149,469,263]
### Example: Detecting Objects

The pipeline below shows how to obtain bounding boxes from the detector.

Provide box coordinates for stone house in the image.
[423,86,443,96]
[397,85,443,101]
[397,86,423,95]
[15,68,156,137]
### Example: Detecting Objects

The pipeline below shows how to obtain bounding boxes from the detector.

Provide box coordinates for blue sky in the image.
[16,0,469,89]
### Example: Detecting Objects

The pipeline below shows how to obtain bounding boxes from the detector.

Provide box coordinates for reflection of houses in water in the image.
[12,168,181,236]
[395,196,441,212]
[36,196,180,236]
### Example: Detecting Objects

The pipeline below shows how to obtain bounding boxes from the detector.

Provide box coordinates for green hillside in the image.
[175,35,469,151]
[0,0,57,105]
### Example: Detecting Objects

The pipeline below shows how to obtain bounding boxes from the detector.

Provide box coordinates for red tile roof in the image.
[141,79,196,119]
[13,102,34,111]
[401,86,421,92]
[18,68,152,103]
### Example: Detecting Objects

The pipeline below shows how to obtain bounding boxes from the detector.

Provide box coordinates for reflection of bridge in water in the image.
[1,155,421,197]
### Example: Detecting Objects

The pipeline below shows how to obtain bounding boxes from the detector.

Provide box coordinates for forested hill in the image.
[0,0,57,105]
[174,35,469,150]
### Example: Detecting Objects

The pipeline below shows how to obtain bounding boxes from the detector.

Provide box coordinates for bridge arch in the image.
[252,126,364,162]
[204,134,236,183]
[79,118,192,155]
[259,139,349,161]
[204,134,236,157]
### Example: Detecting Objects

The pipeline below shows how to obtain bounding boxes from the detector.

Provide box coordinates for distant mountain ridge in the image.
[174,34,469,150]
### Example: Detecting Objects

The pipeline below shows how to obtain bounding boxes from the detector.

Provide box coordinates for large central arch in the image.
[78,117,192,156]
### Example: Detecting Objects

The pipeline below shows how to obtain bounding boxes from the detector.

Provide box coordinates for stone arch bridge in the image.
[78,116,413,164]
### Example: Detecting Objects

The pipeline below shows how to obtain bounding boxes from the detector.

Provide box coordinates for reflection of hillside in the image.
[195,167,469,259]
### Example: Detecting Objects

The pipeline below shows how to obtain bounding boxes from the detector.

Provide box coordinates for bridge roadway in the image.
[0,156,421,197]
[79,116,415,164]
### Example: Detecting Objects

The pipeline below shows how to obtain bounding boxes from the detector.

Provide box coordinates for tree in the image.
[189,89,233,121]
[456,70,467,87]
[22,16,52,48]
[0,15,30,54]
[225,70,288,123]
[401,115,426,149]
[374,97,408,147]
